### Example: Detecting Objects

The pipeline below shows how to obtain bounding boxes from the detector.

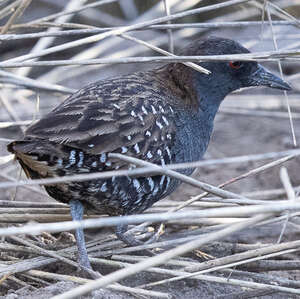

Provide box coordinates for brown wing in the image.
[24,72,176,168]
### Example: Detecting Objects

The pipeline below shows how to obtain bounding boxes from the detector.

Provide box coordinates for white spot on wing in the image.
[131,110,137,117]
[159,105,165,113]
[57,158,63,167]
[166,176,170,190]
[88,144,94,148]
[127,135,132,141]
[147,177,155,191]
[153,186,159,196]
[151,105,157,114]
[162,116,169,126]
[134,143,140,154]
[146,151,153,159]
[105,161,112,167]
[145,130,151,137]
[69,150,76,165]
[166,147,171,159]
[121,146,128,153]
[100,182,107,192]
[100,153,106,163]
[142,106,148,115]
[91,161,97,167]
[77,151,84,167]
[138,114,144,123]
[133,179,140,190]
[157,149,162,156]
[156,120,163,129]
[160,175,165,187]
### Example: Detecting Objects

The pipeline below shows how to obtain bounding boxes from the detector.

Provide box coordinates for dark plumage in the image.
[8,37,291,271]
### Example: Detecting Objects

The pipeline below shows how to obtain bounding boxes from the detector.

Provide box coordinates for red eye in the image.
[229,61,242,69]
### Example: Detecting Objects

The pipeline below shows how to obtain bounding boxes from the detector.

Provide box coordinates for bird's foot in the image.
[76,250,102,279]
[78,265,101,279]
[144,223,165,245]
[116,224,164,255]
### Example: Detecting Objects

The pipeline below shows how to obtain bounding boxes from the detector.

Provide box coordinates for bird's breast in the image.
[172,108,214,173]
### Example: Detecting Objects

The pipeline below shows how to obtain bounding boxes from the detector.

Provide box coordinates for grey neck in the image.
[172,90,225,175]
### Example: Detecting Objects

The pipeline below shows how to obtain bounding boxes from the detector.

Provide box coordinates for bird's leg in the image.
[69,200,92,270]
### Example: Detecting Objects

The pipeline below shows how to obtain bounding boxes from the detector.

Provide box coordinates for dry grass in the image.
[0,0,300,298]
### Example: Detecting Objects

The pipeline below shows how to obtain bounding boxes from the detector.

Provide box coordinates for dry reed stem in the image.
[51,214,268,299]
[26,270,171,298]
[0,0,299,297]
[0,21,297,41]
[0,49,299,68]
[2,0,252,64]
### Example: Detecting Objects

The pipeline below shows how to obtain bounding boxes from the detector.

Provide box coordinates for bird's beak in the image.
[248,65,292,91]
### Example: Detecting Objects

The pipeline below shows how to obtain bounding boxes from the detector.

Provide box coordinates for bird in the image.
[8,37,291,271]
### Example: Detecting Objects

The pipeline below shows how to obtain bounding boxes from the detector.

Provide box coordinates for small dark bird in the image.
[8,37,291,270]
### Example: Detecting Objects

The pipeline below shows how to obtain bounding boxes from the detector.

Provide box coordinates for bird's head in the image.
[171,37,291,106]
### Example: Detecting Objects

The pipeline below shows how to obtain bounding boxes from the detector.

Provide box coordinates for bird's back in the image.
[8,68,198,215]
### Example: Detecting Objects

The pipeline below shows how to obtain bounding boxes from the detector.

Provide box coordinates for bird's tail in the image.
[7,139,58,179]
